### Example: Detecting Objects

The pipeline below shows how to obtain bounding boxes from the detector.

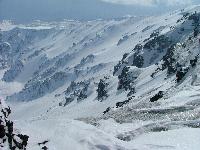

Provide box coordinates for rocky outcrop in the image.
[96,77,109,101]
[0,99,29,149]
[59,79,92,106]
[150,91,164,102]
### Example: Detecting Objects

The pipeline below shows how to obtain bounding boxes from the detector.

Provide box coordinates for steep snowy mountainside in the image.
[1,17,147,101]
[1,11,183,102]
[1,5,200,150]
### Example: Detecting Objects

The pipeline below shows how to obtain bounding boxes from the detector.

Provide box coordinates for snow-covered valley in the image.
[1,5,200,150]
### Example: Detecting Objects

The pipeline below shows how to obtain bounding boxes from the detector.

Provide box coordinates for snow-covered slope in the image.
[1,5,200,150]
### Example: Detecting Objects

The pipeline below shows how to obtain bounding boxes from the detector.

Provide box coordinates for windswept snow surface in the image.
[1,5,200,150]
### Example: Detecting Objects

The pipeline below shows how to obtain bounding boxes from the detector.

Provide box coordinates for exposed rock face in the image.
[176,67,189,83]
[150,91,164,102]
[117,66,141,94]
[117,66,131,91]
[59,79,92,106]
[96,78,109,101]
[0,99,29,150]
